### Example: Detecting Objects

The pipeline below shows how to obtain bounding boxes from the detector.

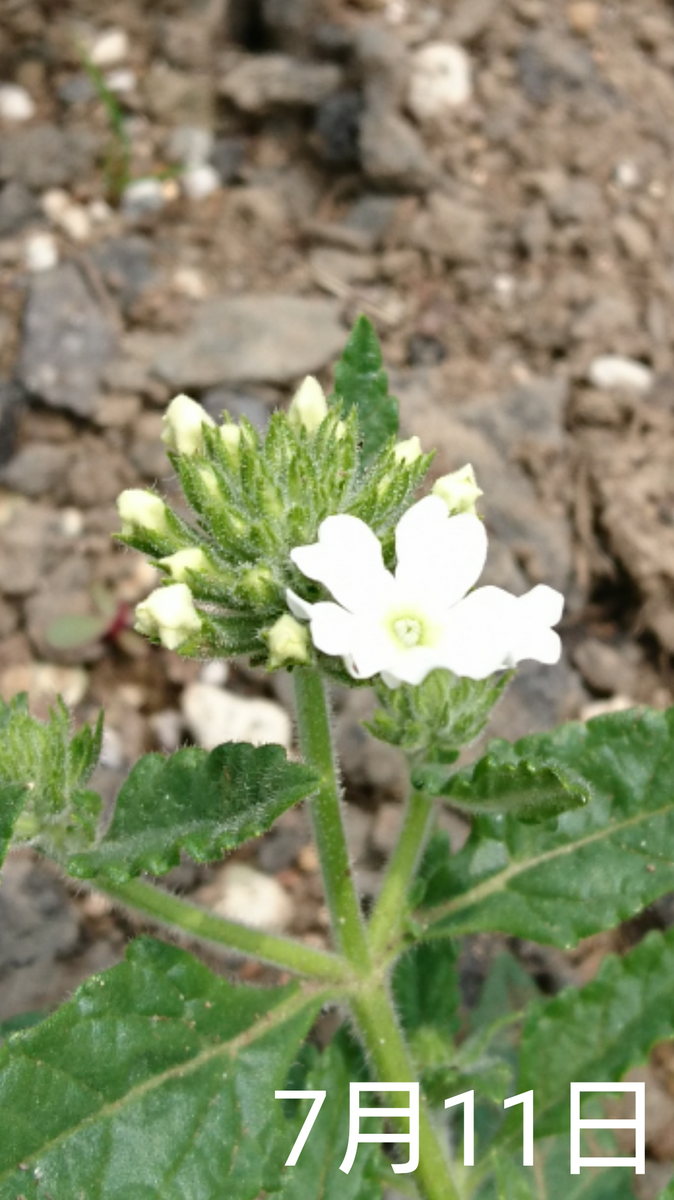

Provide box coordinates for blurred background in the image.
[1,1,674,1187]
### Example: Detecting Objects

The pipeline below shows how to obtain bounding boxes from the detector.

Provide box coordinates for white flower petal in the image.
[291,514,393,613]
[286,588,314,621]
[436,586,518,679]
[516,584,564,628]
[308,602,358,656]
[395,498,488,607]
[505,626,562,668]
[381,644,444,687]
[343,621,396,681]
[380,671,402,690]
[504,586,564,667]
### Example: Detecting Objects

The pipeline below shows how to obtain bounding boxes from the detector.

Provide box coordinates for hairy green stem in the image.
[368,788,435,958]
[292,667,371,973]
[352,985,461,1200]
[98,876,350,985]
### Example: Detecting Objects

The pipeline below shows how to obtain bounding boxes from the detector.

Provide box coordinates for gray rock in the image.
[90,236,159,316]
[0,180,39,235]
[410,191,489,263]
[315,91,364,167]
[202,388,271,429]
[447,0,499,43]
[0,382,22,467]
[571,294,637,342]
[262,0,315,51]
[153,294,346,388]
[485,656,587,742]
[341,194,400,248]
[359,106,437,190]
[0,124,98,191]
[209,136,247,183]
[0,442,73,498]
[0,504,67,598]
[335,688,406,798]
[18,263,117,417]
[517,30,604,107]
[220,53,342,111]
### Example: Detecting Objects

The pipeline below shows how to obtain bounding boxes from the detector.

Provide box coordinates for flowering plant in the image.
[1,318,673,1200]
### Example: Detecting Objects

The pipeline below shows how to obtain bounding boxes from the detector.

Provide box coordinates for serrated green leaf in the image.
[0,937,322,1200]
[279,1040,385,1200]
[416,741,590,824]
[68,741,319,881]
[332,315,398,465]
[510,926,674,1141]
[418,707,674,946]
[393,939,461,1041]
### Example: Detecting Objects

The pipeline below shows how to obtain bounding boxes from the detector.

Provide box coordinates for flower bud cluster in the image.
[116,382,432,668]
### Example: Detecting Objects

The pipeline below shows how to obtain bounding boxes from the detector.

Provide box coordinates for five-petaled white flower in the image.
[287,495,563,688]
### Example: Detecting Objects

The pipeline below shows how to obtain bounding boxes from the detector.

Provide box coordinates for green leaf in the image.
[481,1133,635,1200]
[415,740,590,823]
[418,707,674,946]
[393,939,461,1041]
[45,613,111,650]
[68,741,319,881]
[279,1040,385,1200]
[369,670,510,763]
[332,315,399,465]
[511,926,674,1140]
[0,937,321,1200]
[0,694,103,868]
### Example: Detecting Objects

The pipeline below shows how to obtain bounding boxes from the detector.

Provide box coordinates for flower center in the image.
[393,617,422,647]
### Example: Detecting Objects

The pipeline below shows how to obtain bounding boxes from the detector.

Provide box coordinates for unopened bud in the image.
[159,547,211,582]
[135,583,202,650]
[394,436,423,465]
[117,489,170,536]
[288,376,328,435]
[220,423,242,460]
[266,613,311,668]
[161,393,215,456]
[432,464,483,515]
[241,564,277,605]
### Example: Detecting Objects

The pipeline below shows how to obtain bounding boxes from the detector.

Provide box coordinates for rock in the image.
[209,135,247,182]
[0,84,35,123]
[143,63,214,125]
[257,809,309,874]
[371,802,402,858]
[517,30,603,106]
[359,106,437,189]
[447,0,499,43]
[24,562,104,666]
[0,504,65,598]
[202,388,271,429]
[410,192,489,264]
[89,27,130,66]
[153,294,346,389]
[24,231,59,272]
[335,688,406,798]
[407,43,472,121]
[182,683,292,751]
[166,125,213,170]
[545,175,605,225]
[613,213,653,263]
[588,355,654,394]
[0,125,98,191]
[90,236,159,317]
[149,709,184,753]
[220,54,342,112]
[181,164,220,201]
[0,180,39,234]
[121,178,166,219]
[18,263,117,417]
[566,2,599,35]
[571,295,637,342]
[0,662,87,708]
[0,383,21,468]
[41,189,90,241]
[105,69,136,95]
[209,863,294,933]
[572,638,637,696]
[340,194,399,249]
[315,92,364,166]
[0,443,73,498]
[487,657,586,742]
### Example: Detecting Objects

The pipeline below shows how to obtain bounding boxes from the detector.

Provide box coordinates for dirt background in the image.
[1,0,674,1191]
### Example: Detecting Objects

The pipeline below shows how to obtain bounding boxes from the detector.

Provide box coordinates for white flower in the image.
[287,495,563,688]
[135,583,202,650]
[117,489,169,536]
[432,463,483,515]
[288,376,328,435]
[161,393,215,455]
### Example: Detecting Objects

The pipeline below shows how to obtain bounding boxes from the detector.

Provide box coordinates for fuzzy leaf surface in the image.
[419,708,674,946]
[332,314,399,464]
[481,1135,635,1200]
[0,938,321,1200]
[370,670,510,763]
[68,742,318,881]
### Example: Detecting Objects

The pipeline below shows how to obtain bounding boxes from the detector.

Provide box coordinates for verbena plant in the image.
[1,318,673,1200]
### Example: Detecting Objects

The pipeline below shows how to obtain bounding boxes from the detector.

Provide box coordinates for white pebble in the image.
[121,177,165,218]
[89,28,130,67]
[149,709,184,753]
[182,683,292,752]
[210,863,294,933]
[588,354,654,394]
[167,126,213,170]
[0,83,35,123]
[181,164,221,201]
[199,660,229,686]
[42,190,90,241]
[24,231,58,272]
[172,266,208,298]
[105,68,137,94]
[407,42,472,121]
[88,199,114,225]
[614,161,640,190]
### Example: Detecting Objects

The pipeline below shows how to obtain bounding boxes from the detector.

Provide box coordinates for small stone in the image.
[0,84,36,123]
[121,178,166,219]
[199,660,229,687]
[613,213,653,263]
[447,0,499,43]
[407,43,472,122]
[182,683,292,751]
[42,189,90,241]
[89,28,130,67]
[315,92,364,167]
[143,63,213,125]
[104,68,137,95]
[0,180,39,235]
[181,164,220,201]
[359,106,437,190]
[24,231,58,272]
[410,192,488,263]
[566,2,599,35]
[149,709,184,753]
[588,355,654,394]
[220,54,342,112]
[205,863,294,934]
[572,639,633,695]
[614,161,640,190]
[0,125,98,191]
[90,236,159,316]
[580,695,634,721]
[571,295,637,342]
[0,443,72,498]
[209,136,247,182]
[371,802,402,857]
[171,266,208,298]
[0,662,88,707]
[166,125,213,170]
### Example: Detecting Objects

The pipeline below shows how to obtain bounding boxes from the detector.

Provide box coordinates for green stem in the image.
[98,876,350,986]
[368,788,435,958]
[352,985,461,1200]
[292,667,370,973]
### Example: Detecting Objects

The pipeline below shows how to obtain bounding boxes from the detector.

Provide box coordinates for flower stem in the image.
[368,788,435,959]
[98,876,350,985]
[352,984,461,1200]
[292,667,370,974]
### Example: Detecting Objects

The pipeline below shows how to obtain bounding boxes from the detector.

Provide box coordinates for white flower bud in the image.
[161,393,215,456]
[159,547,211,581]
[432,464,483,515]
[117,489,170,536]
[220,423,242,459]
[288,376,328,435]
[266,613,311,668]
[394,436,423,465]
[135,583,202,650]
